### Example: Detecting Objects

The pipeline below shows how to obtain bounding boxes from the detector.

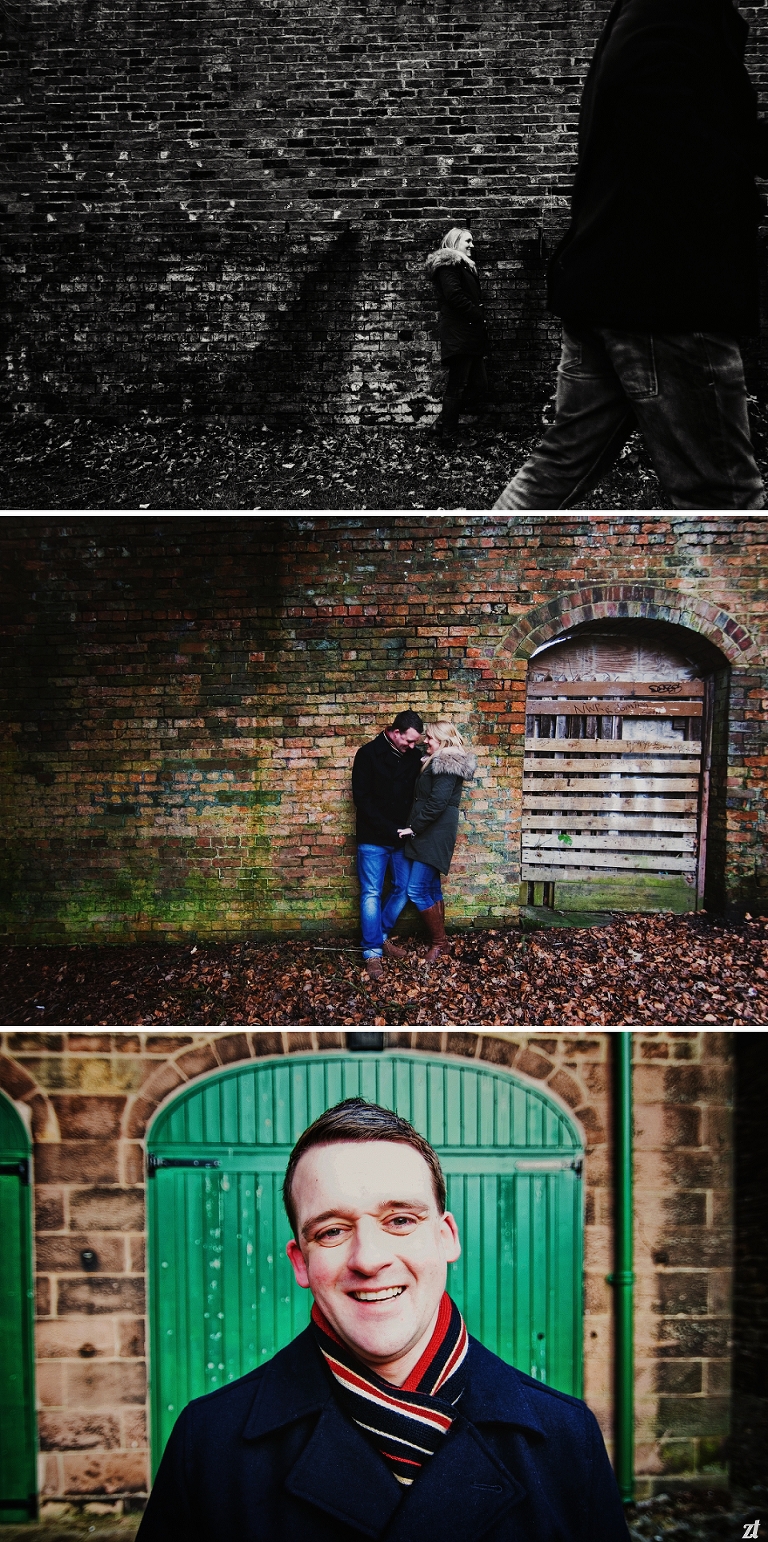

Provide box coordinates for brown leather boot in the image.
[365,957,385,981]
[382,938,408,960]
[422,900,449,963]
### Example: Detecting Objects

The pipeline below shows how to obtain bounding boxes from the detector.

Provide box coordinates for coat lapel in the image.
[382,1417,526,1542]
[242,1328,547,1542]
[284,1398,403,1539]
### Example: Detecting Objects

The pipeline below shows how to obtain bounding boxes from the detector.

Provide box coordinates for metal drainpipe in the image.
[612,1030,635,1503]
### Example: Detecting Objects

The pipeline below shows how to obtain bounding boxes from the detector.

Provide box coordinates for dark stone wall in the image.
[2,0,767,423]
[731,1031,768,1489]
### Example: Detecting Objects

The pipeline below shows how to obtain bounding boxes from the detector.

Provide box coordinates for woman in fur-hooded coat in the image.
[425,227,489,443]
[396,721,477,961]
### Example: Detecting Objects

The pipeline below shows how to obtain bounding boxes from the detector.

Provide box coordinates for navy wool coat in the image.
[136,1328,631,1542]
[351,733,424,848]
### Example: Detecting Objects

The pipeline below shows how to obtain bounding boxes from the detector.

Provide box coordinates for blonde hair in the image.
[440,227,476,269]
[421,720,468,768]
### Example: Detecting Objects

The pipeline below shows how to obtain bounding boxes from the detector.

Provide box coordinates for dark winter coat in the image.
[352,732,424,848]
[402,747,476,875]
[425,249,489,361]
[547,0,768,333]
[135,1326,632,1542]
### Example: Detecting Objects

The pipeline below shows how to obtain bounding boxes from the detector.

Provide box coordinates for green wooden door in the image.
[0,1092,37,1523]
[148,1054,583,1472]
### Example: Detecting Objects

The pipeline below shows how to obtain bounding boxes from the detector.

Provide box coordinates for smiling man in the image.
[137,1099,631,1542]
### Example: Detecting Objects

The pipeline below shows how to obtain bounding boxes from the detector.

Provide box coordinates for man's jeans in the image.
[493,326,765,510]
[357,845,412,959]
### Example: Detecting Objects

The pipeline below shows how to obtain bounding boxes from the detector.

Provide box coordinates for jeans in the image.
[493,326,764,510]
[356,844,412,959]
[406,860,443,912]
[441,356,489,435]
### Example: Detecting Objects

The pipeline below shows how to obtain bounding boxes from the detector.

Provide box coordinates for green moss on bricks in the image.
[215,790,281,807]
[659,1440,696,1474]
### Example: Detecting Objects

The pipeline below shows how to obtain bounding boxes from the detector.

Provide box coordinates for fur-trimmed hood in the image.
[424,247,477,275]
[424,748,477,778]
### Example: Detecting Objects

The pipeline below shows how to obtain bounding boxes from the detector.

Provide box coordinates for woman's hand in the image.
[397,827,414,838]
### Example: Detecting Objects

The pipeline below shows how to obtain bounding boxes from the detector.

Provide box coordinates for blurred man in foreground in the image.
[494,0,768,510]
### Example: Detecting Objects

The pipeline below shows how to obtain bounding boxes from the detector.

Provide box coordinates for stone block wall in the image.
[1,515,766,944]
[2,0,768,421]
[731,1031,768,1485]
[0,1028,736,1510]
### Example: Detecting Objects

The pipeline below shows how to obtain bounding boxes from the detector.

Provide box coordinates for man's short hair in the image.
[390,709,424,734]
[282,1097,446,1236]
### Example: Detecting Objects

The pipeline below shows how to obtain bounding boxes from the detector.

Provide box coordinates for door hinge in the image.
[0,1158,29,1184]
[514,1157,583,1175]
[147,1155,221,1177]
[0,1496,37,1515]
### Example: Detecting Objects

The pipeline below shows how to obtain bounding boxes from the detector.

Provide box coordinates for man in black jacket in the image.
[136,1099,632,1542]
[351,709,424,981]
[494,0,768,510]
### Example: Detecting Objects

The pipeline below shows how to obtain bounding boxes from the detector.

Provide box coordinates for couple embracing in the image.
[351,710,476,981]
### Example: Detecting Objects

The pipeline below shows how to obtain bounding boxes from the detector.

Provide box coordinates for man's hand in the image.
[397,827,414,838]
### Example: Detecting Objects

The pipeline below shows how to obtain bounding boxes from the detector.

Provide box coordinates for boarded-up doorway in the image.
[521,628,715,914]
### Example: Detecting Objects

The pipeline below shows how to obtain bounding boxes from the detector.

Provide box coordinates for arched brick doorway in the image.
[520,619,731,916]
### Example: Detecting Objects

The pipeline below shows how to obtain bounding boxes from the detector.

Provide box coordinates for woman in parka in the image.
[425,227,489,445]
[396,721,477,961]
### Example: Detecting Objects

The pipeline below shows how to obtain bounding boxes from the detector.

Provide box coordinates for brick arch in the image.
[0,1053,59,1141]
[124,1032,604,1151]
[496,583,758,666]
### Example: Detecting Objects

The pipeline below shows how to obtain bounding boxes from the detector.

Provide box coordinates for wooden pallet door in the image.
[522,635,711,914]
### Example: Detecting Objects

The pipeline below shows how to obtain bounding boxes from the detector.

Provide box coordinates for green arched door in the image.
[0,1092,37,1523]
[148,1054,583,1472]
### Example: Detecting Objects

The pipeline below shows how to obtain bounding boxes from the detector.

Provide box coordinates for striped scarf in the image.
[311,1292,468,1487]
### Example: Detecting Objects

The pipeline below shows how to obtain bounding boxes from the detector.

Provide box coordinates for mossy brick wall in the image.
[1,514,767,944]
[0,514,766,942]
[0,1028,735,1508]
[2,0,768,422]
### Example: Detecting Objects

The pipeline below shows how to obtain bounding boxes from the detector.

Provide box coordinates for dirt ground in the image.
[0,414,666,510]
[1,913,765,1027]
[0,1486,765,1540]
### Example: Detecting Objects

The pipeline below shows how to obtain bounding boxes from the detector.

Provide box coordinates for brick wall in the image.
[1,515,766,944]
[0,1028,735,1511]
[2,0,768,422]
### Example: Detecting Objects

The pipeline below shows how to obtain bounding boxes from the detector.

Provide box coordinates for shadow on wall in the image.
[247,225,363,425]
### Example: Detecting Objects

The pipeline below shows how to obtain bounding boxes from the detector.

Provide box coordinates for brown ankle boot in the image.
[422,900,449,963]
[382,938,408,960]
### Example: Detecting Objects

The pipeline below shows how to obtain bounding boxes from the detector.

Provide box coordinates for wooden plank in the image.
[526,680,704,699]
[522,814,698,832]
[527,700,700,717]
[524,756,700,774]
[522,794,699,812]
[524,739,701,755]
[521,866,697,882]
[522,832,697,853]
[522,776,700,792]
[524,874,697,914]
[522,849,697,872]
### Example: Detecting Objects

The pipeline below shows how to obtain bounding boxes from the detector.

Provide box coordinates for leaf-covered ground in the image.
[1,913,765,1026]
[0,1486,764,1541]
[0,413,666,510]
